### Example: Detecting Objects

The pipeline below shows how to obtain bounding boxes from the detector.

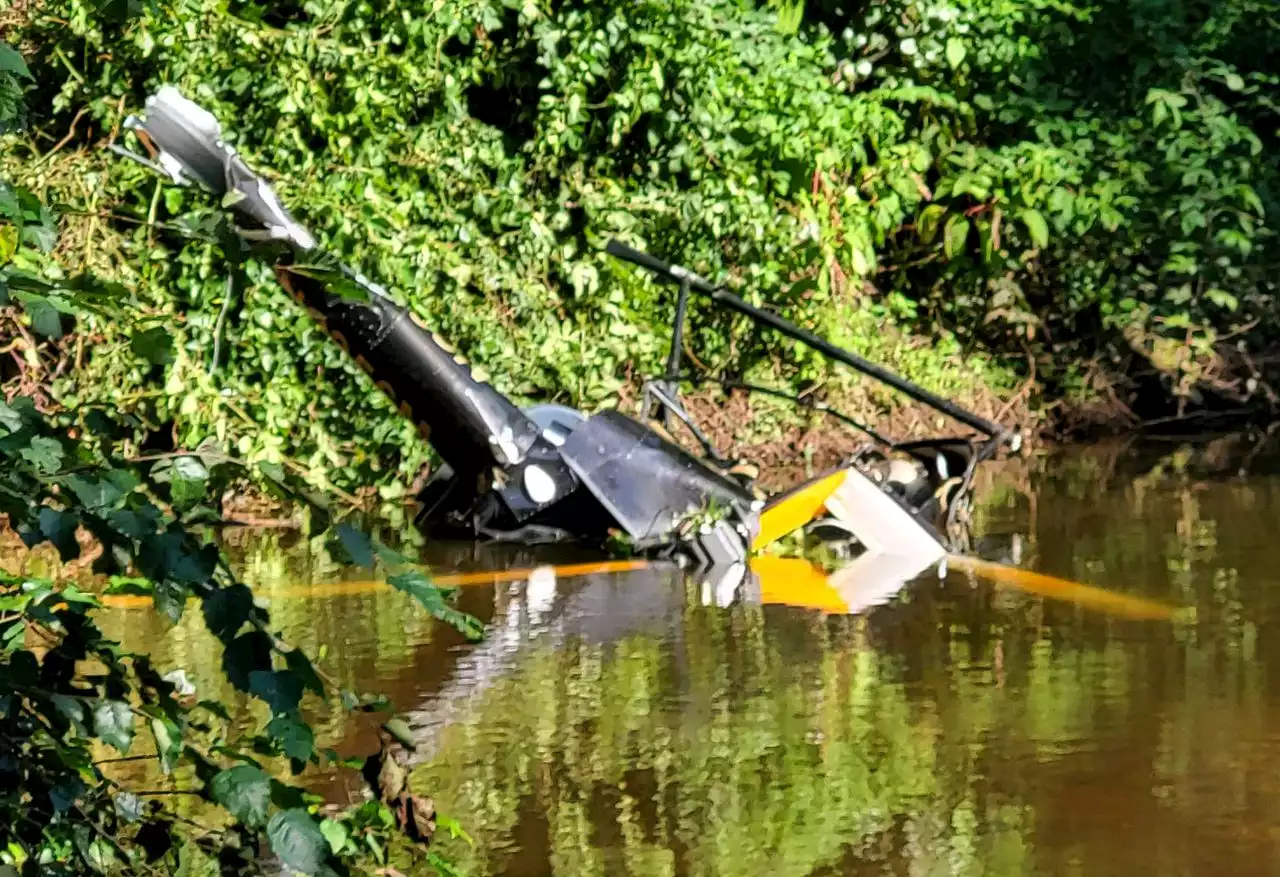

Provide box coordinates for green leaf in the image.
[0,43,31,81]
[73,825,115,873]
[137,530,217,585]
[0,398,27,433]
[150,716,183,773]
[1225,73,1245,92]
[249,669,304,715]
[65,471,139,511]
[18,293,63,337]
[258,460,287,483]
[51,694,88,731]
[320,819,350,855]
[978,219,995,263]
[285,648,326,698]
[383,717,417,751]
[267,713,315,763]
[943,215,971,260]
[37,507,81,560]
[222,629,273,692]
[202,583,255,641]
[1020,209,1050,248]
[388,570,484,640]
[21,435,65,472]
[211,764,273,828]
[267,809,329,875]
[169,475,207,510]
[1205,288,1239,312]
[336,523,375,568]
[0,182,19,220]
[172,455,210,480]
[917,205,946,243]
[93,700,135,753]
[130,326,175,365]
[52,778,87,814]
[945,37,965,69]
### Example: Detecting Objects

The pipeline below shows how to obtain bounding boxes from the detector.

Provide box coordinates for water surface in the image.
[98,434,1280,876]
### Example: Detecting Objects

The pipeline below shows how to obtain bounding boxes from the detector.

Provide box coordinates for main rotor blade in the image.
[946,554,1189,621]
[98,559,652,609]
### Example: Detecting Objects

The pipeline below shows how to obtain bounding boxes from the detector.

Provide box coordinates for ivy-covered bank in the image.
[3,0,1278,501]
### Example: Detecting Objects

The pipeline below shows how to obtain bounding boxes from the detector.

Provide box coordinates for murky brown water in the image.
[96,433,1280,876]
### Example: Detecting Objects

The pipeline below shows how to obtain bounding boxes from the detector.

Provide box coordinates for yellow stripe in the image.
[98,559,652,610]
[752,469,849,551]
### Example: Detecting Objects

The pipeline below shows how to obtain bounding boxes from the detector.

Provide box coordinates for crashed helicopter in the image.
[112,86,1023,594]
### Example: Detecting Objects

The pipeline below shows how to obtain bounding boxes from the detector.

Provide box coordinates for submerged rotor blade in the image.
[98,560,652,609]
[947,554,1189,621]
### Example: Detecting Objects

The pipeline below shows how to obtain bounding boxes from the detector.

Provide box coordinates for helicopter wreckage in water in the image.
[114,86,1026,603]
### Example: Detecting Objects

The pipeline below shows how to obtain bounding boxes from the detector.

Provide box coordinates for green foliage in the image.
[2,0,1277,503]
[2,0,1018,503]
[805,0,1278,406]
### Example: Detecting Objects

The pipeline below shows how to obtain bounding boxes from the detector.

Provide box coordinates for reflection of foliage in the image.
[409,592,1040,877]
[54,439,1280,875]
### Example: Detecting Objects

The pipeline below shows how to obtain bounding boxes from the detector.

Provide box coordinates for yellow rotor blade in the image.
[98,559,652,609]
[946,554,1190,622]
[752,468,849,551]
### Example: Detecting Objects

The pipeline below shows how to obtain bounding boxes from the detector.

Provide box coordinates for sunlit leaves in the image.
[320,818,351,855]
[1020,210,1049,249]
[149,715,183,773]
[943,215,970,261]
[92,700,135,753]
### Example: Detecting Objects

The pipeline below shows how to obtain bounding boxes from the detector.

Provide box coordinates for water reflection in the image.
[94,434,1280,876]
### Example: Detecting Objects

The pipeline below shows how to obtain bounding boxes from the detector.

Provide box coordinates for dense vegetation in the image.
[0,378,487,875]
[2,0,1274,501]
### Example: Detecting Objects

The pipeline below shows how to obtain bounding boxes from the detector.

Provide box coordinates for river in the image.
[95,432,1280,876]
